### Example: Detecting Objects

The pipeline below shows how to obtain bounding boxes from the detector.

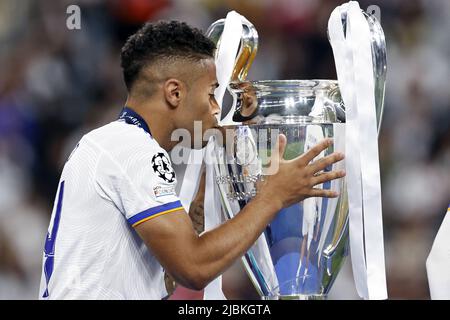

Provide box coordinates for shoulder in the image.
[85,121,175,181]
[85,120,167,160]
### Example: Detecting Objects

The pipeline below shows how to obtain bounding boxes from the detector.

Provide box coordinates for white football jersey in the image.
[39,116,184,300]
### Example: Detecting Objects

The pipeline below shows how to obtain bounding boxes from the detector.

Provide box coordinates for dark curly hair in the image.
[120,20,216,91]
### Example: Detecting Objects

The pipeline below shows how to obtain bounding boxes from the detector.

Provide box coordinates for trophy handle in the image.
[365,13,387,135]
[328,11,387,135]
[206,16,259,82]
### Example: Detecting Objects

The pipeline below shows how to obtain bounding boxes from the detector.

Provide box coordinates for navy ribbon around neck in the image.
[118,107,151,136]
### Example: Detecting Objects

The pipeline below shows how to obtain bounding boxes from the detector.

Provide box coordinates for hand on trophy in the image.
[257,135,346,211]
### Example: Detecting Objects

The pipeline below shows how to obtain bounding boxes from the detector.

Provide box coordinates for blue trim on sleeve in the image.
[128,200,183,226]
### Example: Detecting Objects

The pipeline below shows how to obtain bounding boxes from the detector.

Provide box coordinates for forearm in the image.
[186,194,281,288]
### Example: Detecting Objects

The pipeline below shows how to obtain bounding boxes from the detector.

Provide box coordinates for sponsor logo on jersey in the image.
[153,185,176,198]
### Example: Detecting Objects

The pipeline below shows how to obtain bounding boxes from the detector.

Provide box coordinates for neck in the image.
[124,98,179,151]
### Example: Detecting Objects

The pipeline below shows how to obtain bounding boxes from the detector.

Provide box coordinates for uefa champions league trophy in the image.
[206,8,387,300]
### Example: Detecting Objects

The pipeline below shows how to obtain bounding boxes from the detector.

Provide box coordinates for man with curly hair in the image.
[39,21,345,299]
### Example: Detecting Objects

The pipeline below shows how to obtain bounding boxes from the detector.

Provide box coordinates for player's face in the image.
[183,58,221,149]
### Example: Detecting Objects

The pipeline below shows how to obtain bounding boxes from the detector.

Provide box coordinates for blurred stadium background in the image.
[0,0,448,300]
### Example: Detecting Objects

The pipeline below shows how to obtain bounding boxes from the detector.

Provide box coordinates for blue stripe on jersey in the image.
[43,180,65,298]
[128,200,183,227]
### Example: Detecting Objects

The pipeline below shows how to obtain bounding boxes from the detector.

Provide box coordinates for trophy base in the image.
[262,294,327,300]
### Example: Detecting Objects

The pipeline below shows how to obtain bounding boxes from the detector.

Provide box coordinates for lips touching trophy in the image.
[206,2,388,300]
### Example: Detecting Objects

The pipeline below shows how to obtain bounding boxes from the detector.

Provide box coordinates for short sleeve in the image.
[95,146,184,228]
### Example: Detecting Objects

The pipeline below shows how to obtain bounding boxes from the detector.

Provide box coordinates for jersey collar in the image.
[118,107,151,136]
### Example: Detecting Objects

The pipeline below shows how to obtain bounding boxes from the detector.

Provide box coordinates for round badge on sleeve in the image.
[151,153,176,183]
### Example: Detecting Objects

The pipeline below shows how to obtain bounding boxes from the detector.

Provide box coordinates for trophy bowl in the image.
[213,80,349,300]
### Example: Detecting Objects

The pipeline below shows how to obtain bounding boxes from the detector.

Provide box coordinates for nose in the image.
[212,99,220,117]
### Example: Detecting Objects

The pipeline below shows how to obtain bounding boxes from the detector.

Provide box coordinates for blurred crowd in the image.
[0,0,448,299]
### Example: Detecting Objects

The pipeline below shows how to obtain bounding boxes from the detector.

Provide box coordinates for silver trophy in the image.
[207,12,386,300]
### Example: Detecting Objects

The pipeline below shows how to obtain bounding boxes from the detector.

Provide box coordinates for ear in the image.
[163,78,185,108]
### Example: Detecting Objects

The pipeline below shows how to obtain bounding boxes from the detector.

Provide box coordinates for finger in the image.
[267,134,287,162]
[309,188,339,198]
[308,152,344,173]
[311,170,346,186]
[264,134,286,176]
[299,138,333,165]
[275,134,287,161]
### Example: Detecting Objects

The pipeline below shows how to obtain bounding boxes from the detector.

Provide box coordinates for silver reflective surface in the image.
[229,80,344,125]
[326,11,387,132]
[212,80,349,299]
[213,122,348,300]
[367,13,387,134]
[206,16,258,82]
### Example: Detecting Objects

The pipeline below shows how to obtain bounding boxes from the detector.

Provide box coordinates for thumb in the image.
[276,134,287,160]
[265,134,287,176]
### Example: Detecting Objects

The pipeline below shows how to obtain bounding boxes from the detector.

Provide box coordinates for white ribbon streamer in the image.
[178,147,205,212]
[203,138,226,299]
[328,4,368,299]
[426,205,450,299]
[214,11,243,114]
[348,3,387,300]
[328,1,387,300]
